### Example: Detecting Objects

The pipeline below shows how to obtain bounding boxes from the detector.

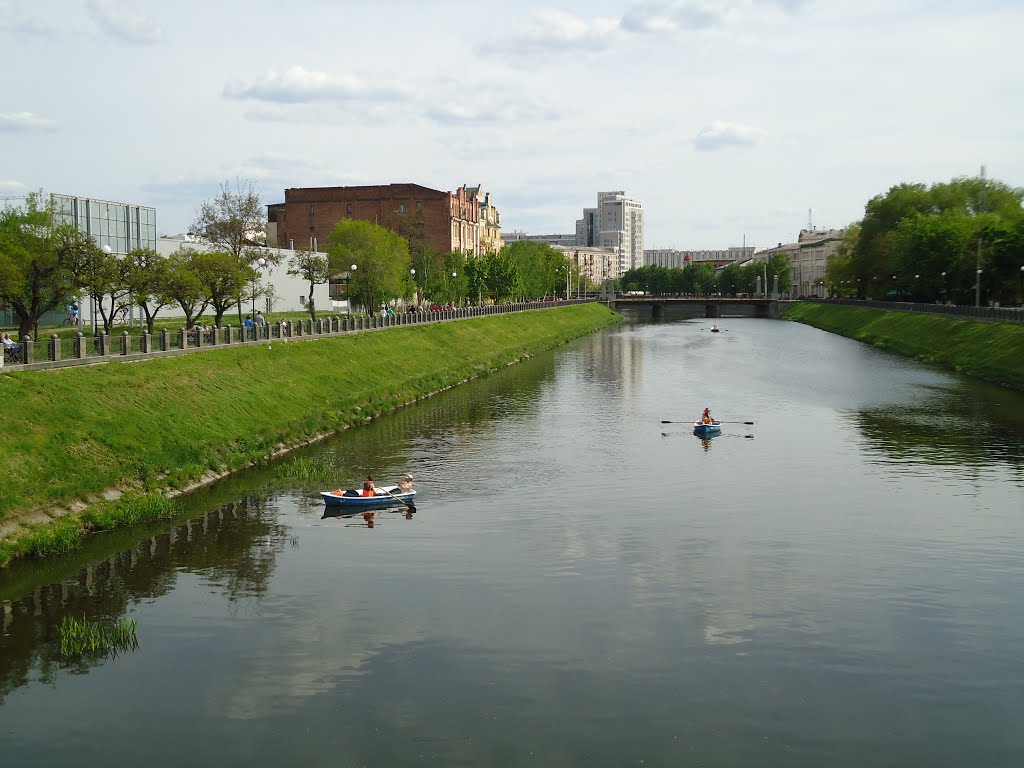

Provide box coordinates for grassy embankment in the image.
[783,302,1024,390]
[0,303,619,566]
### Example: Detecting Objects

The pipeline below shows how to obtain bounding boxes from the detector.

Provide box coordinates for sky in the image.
[2,0,1022,250]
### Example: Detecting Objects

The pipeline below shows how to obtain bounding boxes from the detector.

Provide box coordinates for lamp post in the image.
[940,271,946,303]
[976,268,982,308]
[347,264,357,314]
[913,274,919,303]
[1019,265,1024,307]
[451,271,457,306]
[95,244,112,336]
[409,268,416,309]
[251,257,267,336]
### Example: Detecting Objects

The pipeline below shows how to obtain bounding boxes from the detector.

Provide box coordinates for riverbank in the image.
[782,302,1024,390]
[0,303,619,566]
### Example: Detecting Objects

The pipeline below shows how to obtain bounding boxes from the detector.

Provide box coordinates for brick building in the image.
[267,183,481,256]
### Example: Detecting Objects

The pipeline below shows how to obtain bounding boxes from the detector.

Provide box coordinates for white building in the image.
[644,246,754,269]
[157,236,331,318]
[575,191,644,274]
[504,231,577,247]
[552,245,621,287]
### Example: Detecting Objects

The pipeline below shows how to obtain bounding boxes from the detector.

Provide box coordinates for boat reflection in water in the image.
[693,428,719,452]
[321,506,416,527]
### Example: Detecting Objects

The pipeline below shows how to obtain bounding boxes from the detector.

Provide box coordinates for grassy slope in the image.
[782,302,1024,390]
[0,304,617,559]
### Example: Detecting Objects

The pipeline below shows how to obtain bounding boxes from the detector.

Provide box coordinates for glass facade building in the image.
[52,194,157,255]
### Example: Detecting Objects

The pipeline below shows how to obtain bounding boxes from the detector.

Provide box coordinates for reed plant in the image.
[58,615,139,658]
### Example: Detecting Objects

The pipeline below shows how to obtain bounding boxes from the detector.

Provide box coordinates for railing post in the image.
[21,335,33,364]
[121,330,130,355]
[50,334,60,362]
[178,328,187,349]
[75,332,85,358]
[141,332,152,353]
[99,333,110,356]
[161,328,170,351]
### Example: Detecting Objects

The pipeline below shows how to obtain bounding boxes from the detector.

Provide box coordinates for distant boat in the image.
[693,421,721,437]
[710,324,720,333]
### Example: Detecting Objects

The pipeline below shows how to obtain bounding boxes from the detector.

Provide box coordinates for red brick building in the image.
[268,183,480,255]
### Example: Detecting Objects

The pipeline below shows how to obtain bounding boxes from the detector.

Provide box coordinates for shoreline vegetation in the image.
[0,303,619,568]
[782,302,1024,390]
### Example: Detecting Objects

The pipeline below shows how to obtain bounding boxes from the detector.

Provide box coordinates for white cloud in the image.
[477,10,620,57]
[87,0,165,45]
[0,112,56,131]
[621,0,734,33]
[0,179,27,191]
[693,121,766,150]
[0,0,59,38]
[224,66,410,105]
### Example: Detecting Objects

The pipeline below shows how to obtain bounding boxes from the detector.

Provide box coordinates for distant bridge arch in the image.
[607,296,792,319]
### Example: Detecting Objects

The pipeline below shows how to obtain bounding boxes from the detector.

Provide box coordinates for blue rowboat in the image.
[693,421,721,437]
[321,486,416,509]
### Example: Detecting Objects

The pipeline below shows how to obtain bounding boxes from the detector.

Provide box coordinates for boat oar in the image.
[661,420,754,425]
[382,487,416,511]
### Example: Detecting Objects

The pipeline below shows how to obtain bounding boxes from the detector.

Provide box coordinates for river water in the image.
[2,312,1022,767]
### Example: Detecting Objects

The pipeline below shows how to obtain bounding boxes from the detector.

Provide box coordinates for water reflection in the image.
[0,497,286,705]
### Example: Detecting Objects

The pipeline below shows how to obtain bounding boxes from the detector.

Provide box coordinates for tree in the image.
[165,249,209,329]
[0,192,98,339]
[762,253,792,296]
[72,243,128,335]
[191,250,249,328]
[483,250,522,302]
[124,248,174,334]
[463,253,489,305]
[287,248,331,321]
[718,263,743,296]
[189,180,269,324]
[504,241,564,299]
[327,219,411,314]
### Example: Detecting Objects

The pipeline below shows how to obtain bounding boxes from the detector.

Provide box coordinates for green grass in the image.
[0,304,619,566]
[783,302,1024,389]
[59,615,139,658]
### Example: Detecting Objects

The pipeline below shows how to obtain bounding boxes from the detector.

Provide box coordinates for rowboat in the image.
[321,486,416,508]
[710,325,720,333]
[693,421,721,436]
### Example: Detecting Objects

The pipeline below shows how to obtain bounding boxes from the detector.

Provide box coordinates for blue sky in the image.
[2,0,1021,249]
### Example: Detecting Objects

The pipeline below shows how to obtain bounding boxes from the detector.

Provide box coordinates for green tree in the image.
[463,253,489,305]
[165,249,209,328]
[123,248,174,334]
[762,253,792,296]
[72,243,129,334]
[483,250,522,302]
[189,180,269,325]
[327,219,410,314]
[191,250,249,328]
[0,192,98,339]
[718,263,743,296]
[287,248,331,321]
[505,241,564,299]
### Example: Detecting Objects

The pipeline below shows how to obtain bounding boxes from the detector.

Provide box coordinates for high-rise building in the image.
[575,191,644,274]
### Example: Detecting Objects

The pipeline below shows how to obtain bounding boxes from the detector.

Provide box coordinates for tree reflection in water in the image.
[0,495,287,705]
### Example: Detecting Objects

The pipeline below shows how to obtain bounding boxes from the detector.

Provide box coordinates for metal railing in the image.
[1,299,597,372]
[807,298,1024,324]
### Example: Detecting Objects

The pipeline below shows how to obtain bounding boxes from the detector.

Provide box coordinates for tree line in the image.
[619,253,792,297]
[826,175,1024,305]
[0,185,594,340]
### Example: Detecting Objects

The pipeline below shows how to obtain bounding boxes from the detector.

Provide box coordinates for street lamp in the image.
[941,271,946,303]
[251,257,267,336]
[451,271,457,306]
[409,268,417,309]
[95,244,112,336]
[976,268,983,308]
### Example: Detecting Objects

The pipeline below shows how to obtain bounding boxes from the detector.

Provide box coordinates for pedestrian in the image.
[255,311,267,327]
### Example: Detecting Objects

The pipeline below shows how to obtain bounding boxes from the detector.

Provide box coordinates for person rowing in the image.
[701,407,715,425]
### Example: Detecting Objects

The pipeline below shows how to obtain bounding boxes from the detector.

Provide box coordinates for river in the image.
[2,312,1022,767]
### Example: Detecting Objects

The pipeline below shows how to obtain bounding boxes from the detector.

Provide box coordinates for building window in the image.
[309,203,315,215]
[399,204,406,214]
[346,203,353,214]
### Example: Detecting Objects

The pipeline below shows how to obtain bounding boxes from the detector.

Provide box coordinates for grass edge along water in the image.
[0,304,620,568]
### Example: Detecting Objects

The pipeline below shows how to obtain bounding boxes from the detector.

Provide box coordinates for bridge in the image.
[606,295,793,318]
